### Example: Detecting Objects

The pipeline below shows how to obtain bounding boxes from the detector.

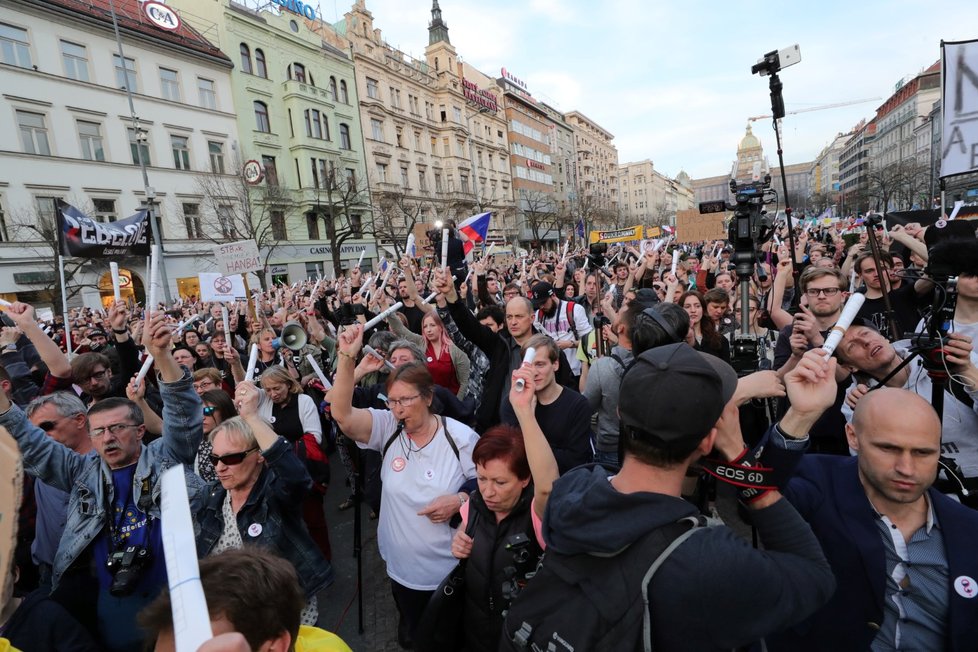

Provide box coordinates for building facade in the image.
[170,0,374,283]
[619,160,694,225]
[0,0,239,308]
[809,131,851,208]
[870,63,940,172]
[565,110,619,225]
[497,70,559,244]
[839,119,876,215]
[539,101,577,222]
[331,0,513,254]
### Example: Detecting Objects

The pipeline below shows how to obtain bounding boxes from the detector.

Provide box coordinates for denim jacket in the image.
[0,369,204,589]
[194,437,334,598]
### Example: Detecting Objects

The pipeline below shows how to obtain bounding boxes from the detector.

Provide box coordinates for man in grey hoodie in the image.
[501,344,838,651]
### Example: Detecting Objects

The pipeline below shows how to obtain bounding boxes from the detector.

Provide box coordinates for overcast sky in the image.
[322,0,978,180]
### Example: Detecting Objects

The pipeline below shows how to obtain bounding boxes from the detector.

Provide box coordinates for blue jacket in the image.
[0,369,204,589]
[769,454,978,651]
[194,437,334,598]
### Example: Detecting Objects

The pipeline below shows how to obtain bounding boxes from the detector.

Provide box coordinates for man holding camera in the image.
[500,345,836,650]
[0,305,202,652]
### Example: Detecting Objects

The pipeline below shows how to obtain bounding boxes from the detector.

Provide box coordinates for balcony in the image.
[281,79,336,107]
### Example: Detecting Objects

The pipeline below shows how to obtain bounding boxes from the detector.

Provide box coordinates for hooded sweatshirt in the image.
[541,464,835,651]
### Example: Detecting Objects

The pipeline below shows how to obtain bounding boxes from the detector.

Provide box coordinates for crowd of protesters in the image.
[3,214,978,651]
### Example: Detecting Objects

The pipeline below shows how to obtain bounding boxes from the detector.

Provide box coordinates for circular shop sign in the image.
[243,160,264,185]
[143,1,182,32]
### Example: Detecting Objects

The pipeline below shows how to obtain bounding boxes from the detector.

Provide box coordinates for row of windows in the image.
[1,23,221,110]
[253,101,353,149]
[514,165,553,185]
[510,119,550,146]
[14,109,227,172]
[240,43,351,105]
[511,142,551,166]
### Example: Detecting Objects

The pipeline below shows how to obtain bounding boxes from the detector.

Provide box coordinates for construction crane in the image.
[747,97,881,122]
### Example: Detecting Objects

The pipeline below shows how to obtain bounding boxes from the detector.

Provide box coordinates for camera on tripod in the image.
[698,178,776,376]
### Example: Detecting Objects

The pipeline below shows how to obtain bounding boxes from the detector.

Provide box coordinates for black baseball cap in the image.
[530,282,555,309]
[619,343,737,448]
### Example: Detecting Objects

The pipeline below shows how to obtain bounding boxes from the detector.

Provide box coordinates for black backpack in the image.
[499,515,716,652]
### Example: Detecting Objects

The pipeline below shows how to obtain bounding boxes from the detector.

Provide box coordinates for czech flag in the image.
[459,212,491,255]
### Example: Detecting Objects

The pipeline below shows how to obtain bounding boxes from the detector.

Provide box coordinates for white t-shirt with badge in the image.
[357,408,478,590]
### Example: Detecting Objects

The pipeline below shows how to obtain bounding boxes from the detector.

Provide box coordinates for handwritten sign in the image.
[213,240,261,276]
[675,209,727,243]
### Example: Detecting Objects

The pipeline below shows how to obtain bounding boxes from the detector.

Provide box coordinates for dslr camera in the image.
[106,545,150,596]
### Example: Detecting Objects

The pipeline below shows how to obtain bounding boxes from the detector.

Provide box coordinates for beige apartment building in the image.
[565,110,619,225]
[619,160,693,226]
[323,0,514,250]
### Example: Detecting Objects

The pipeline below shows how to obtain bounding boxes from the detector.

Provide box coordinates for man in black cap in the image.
[530,281,591,387]
[501,345,838,651]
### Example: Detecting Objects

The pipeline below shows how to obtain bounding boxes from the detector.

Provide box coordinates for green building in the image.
[167,0,374,281]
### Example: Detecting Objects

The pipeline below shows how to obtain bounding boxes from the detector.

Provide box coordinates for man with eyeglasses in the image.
[0,310,203,652]
[69,301,162,415]
[773,266,853,453]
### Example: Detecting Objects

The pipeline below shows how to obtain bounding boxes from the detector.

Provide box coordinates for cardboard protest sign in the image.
[675,209,727,243]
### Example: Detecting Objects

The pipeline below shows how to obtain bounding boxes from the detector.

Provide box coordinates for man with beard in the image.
[530,282,592,387]
[773,266,852,453]
[765,388,978,651]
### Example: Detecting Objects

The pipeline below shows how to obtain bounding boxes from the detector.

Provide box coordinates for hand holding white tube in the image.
[221,307,230,341]
[364,344,396,370]
[822,293,866,359]
[441,228,450,269]
[363,301,404,331]
[133,354,154,389]
[306,354,332,389]
[245,343,259,381]
[514,347,537,392]
[110,262,121,302]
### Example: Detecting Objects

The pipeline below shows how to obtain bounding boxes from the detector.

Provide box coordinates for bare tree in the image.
[312,167,373,278]
[517,189,559,245]
[373,190,432,259]
[195,157,299,290]
[650,202,674,227]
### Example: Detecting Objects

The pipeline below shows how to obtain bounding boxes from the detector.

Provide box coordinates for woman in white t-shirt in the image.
[329,323,478,649]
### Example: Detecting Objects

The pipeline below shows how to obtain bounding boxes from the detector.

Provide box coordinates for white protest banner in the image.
[941,39,978,179]
[199,273,247,302]
[212,239,262,276]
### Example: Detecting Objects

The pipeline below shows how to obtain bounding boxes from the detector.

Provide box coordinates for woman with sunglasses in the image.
[194,389,237,483]
[330,323,478,649]
[195,381,333,627]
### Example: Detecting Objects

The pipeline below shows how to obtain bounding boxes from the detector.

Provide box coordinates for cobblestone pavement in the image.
[317,455,402,652]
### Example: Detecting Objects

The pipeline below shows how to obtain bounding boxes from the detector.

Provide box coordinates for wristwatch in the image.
[458,493,469,506]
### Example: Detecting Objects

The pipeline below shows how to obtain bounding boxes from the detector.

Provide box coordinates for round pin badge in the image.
[936,219,948,229]
[424,469,434,481]
[248,523,263,537]
[426,356,433,362]
[955,576,977,599]
[392,456,406,472]
[268,416,276,424]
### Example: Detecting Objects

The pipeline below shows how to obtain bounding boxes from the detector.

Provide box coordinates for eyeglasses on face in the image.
[90,423,138,438]
[385,394,421,409]
[194,381,216,391]
[805,287,841,297]
[208,447,258,466]
[85,369,110,383]
[202,406,217,416]
[37,417,67,432]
